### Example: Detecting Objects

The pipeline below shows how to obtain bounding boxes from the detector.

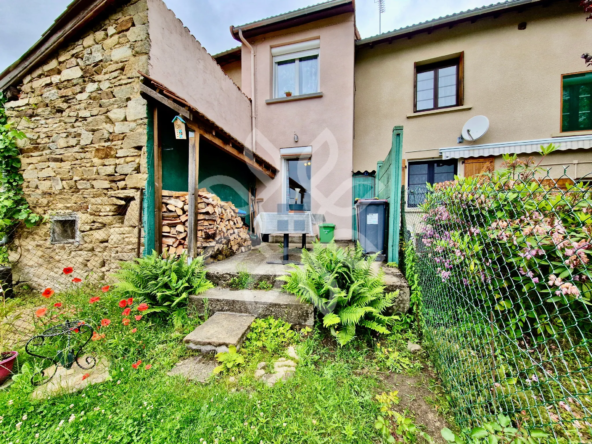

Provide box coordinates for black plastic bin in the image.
[355,199,388,259]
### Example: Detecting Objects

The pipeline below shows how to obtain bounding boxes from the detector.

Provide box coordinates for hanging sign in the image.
[172,116,187,140]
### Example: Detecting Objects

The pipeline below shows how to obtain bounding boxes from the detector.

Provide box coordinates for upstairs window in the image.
[415,55,463,112]
[272,40,320,98]
[562,72,592,132]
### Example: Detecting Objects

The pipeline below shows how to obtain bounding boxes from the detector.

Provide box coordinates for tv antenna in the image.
[375,0,386,34]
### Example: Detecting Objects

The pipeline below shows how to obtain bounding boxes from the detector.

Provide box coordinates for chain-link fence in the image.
[405,170,592,442]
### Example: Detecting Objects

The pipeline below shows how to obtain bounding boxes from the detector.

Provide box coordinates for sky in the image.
[0,0,497,73]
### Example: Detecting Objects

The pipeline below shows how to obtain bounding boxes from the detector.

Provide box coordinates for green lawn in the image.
[0,286,414,444]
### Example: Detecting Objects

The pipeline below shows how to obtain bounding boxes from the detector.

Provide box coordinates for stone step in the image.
[184,312,255,353]
[188,288,314,327]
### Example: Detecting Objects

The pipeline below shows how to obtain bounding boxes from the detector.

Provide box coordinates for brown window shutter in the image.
[464,157,494,177]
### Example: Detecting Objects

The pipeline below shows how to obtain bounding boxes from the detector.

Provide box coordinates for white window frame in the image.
[272,40,320,99]
[280,147,312,211]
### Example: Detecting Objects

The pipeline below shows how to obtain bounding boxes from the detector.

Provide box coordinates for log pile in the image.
[161,190,251,260]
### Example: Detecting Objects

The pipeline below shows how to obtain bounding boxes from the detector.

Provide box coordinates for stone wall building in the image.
[2,0,150,287]
[0,0,270,289]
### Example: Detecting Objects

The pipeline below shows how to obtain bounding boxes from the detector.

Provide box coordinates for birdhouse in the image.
[172,116,187,140]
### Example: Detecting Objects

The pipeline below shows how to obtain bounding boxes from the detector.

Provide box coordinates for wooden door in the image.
[464,157,494,177]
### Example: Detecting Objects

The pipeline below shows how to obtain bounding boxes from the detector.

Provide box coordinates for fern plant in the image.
[280,242,399,345]
[112,252,213,316]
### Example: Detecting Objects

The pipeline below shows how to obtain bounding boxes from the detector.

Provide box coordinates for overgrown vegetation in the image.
[0,92,40,264]
[112,252,212,316]
[416,145,592,441]
[228,270,253,290]
[281,242,399,345]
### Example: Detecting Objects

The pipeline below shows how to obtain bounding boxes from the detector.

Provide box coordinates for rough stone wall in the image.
[3,0,151,288]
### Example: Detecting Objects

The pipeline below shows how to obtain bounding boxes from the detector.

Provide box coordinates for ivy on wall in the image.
[0,92,40,264]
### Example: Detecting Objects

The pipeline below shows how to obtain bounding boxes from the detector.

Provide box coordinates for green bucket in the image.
[319,223,336,243]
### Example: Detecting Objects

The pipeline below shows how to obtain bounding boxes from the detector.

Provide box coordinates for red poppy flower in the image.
[73,328,80,334]
[35,308,47,317]
[127,298,133,305]
[42,288,54,298]
[53,302,62,308]
[100,319,111,327]
[101,285,110,293]
[131,360,142,369]
[63,267,74,275]
[131,328,137,333]
[118,299,127,308]
[135,315,142,321]
[82,373,90,381]
[145,364,152,370]
[91,332,100,341]
[89,297,101,304]
[122,318,130,326]
[122,307,131,316]
[137,303,148,312]
[72,278,82,283]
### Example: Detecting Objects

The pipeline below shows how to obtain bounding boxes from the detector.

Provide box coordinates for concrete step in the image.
[377,264,410,314]
[184,312,255,353]
[188,288,314,327]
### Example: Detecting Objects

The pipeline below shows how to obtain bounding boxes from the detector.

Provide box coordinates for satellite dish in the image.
[462,115,489,141]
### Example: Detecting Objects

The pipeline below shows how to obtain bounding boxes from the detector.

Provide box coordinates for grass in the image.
[0,275,452,443]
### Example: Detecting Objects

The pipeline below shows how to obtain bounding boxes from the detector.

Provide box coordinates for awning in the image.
[439,135,592,160]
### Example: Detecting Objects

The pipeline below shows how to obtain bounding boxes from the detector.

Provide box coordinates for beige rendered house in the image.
[216,0,592,221]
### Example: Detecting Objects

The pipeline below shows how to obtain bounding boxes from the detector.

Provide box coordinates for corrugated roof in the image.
[357,0,542,46]
[234,0,342,29]
[212,46,241,59]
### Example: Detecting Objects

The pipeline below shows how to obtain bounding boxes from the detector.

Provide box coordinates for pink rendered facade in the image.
[239,13,356,240]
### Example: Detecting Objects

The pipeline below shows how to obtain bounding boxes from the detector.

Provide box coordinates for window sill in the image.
[407,105,472,118]
[266,92,323,104]
[552,130,592,138]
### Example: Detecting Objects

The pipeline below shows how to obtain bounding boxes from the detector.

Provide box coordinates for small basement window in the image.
[50,214,79,244]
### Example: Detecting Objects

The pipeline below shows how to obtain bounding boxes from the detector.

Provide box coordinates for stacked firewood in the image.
[161,191,190,257]
[161,190,251,260]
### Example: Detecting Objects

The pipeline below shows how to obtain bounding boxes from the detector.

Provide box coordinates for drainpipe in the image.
[238,29,256,154]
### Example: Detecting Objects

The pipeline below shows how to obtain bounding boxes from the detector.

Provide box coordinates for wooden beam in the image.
[141,84,193,121]
[153,106,163,255]
[187,130,200,258]
[187,121,276,179]
[141,84,276,179]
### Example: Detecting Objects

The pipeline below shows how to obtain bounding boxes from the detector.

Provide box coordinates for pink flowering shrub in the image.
[419,168,592,341]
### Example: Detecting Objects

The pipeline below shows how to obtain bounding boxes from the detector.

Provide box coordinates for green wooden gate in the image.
[352,174,376,242]
[375,126,404,264]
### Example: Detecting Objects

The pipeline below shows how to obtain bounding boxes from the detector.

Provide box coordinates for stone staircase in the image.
[183,288,314,353]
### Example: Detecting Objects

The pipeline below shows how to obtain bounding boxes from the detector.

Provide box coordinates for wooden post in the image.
[153,106,163,255]
[187,130,200,258]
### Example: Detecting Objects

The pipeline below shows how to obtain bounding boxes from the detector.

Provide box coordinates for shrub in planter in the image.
[280,242,399,345]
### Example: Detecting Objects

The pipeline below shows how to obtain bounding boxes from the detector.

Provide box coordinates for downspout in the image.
[238,29,256,154]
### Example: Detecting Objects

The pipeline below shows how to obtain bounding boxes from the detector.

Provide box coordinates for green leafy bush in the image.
[280,242,399,345]
[112,252,213,315]
[0,92,40,264]
[441,414,548,443]
[213,345,245,374]
[242,317,297,354]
